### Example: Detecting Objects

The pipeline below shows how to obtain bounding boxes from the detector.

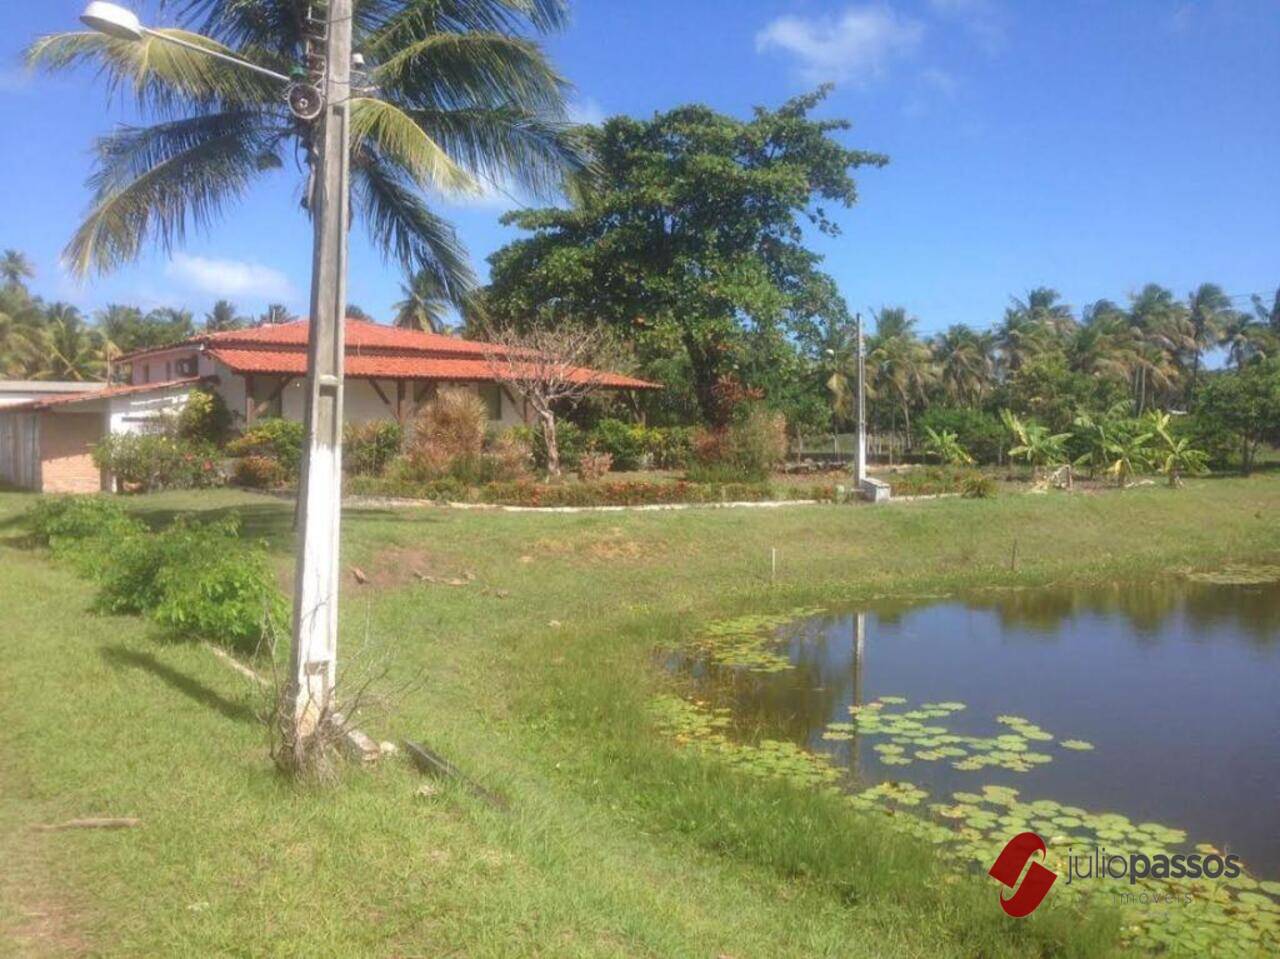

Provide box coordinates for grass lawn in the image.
[3,474,1279,957]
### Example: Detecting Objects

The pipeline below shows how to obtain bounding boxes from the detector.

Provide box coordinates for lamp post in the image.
[79,1,353,756]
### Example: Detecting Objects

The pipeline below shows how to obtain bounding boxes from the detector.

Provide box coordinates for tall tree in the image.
[867,307,934,442]
[258,303,297,327]
[394,269,451,332]
[1185,283,1232,398]
[28,0,589,310]
[205,299,246,332]
[932,324,995,407]
[20,304,109,381]
[1,249,35,289]
[483,87,886,425]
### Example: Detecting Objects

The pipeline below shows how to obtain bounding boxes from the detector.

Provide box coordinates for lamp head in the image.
[80,2,146,42]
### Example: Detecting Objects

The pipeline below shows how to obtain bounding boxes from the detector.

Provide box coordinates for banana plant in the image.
[922,426,974,466]
[1000,409,1070,478]
[1146,411,1209,487]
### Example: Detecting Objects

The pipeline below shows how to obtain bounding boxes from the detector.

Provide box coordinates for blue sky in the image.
[1,0,1276,335]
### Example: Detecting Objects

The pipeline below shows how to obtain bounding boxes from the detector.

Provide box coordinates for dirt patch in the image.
[360,545,474,589]
[5,899,88,957]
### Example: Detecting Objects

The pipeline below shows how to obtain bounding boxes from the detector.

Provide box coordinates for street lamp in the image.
[78,0,356,762]
[80,2,293,86]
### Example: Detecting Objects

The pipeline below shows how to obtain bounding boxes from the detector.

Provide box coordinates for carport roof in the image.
[0,377,207,413]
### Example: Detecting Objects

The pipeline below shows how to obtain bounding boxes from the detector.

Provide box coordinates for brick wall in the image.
[39,411,105,494]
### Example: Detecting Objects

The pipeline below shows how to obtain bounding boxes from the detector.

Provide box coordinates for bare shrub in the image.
[577,449,613,482]
[406,388,487,478]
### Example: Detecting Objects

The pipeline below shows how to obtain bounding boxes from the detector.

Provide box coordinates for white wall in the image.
[107,388,190,435]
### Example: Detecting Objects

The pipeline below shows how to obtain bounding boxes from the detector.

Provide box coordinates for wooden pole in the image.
[287,0,352,743]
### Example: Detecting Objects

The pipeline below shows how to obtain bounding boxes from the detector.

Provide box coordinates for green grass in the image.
[3,475,1280,957]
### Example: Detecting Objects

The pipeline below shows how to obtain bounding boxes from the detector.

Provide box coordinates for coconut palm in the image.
[1184,283,1231,398]
[1220,311,1270,370]
[393,268,451,331]
[258,303,297,326]
[932,324,994,406]
[205,299,246,332]
[995,307,1054,375]
[1253,287,1280,335]
[1012,287,1075,335]
[868,307,935,443]
[17,304,110,381]
[28,0,589,309]
[1,250,35,289]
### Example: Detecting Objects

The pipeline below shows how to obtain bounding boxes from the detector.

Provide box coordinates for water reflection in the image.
[675,578,1280,877]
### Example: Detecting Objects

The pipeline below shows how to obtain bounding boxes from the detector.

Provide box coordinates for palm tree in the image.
[1014,287,1075,334]
[258,303,297,327]
[1184,283,1231,399]
[868,307,935,444]
[19,304,109,381]
[932,324,994,407]
[1253,286,1280,335]
[28,0,589,311]
[205,299,245,332]
[1220,311,1269,369]
[394,268,452,332]
[995,308,1054,375]
[1,250,34,289]
[1128,285,1191,412]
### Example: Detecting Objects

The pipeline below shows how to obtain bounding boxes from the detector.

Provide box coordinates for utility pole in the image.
[287,0,352,744]
[854,311,867,486]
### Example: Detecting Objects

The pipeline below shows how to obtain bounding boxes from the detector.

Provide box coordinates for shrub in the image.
[961,473,997,499]
[515,420,586,472]
[176,388,233,446]
[689,407,787,482]
[343,420,403,477]
[484,429,533,482]
[650,426,695,469]
[577,449,614,482]
[887,466,989,497]
[92,433,220,492]
[590,419,648,471]
[227,418,305,478]
[26,495,144,572]
[406,389,487,476]
[234,455,287,489]
[917,407,1005,464]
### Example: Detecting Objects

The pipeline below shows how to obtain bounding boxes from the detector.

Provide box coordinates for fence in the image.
[789,431,914,465]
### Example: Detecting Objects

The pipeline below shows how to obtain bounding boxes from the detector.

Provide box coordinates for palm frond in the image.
[353,153,477,304]
[367,0,569,56]
[350,98,480,197]
[27,29,277,113]
[401,104,589,199]
[66,115,273,276]
[374,32,567,114]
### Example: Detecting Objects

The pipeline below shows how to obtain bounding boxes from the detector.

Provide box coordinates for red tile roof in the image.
[1,377,208,413]
[121,318,508,360]
[206,348,657,390]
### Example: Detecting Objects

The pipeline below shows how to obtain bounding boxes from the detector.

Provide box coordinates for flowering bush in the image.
[92,433,220,492]
[577,450,614,482]
[688,407,787,482]
[176,387,233,445]
[233,455,287,489]
[226,418,304,479]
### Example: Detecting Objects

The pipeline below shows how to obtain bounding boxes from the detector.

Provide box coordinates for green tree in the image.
[258,304,297,327]
[394,269,452,332]
[867,307,935,443]
[1185,283,1231,398]
[1,249,35,289]
[28,0,588,310]
[932,324,995,407]
[21,303,109,381]
[482,87,886,425]
[205,299,246,332]
[1193,361,1280,473]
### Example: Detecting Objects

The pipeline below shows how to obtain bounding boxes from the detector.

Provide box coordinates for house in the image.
[0,317,655,494]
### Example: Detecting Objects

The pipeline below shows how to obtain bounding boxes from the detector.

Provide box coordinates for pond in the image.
[671,576,1280,879]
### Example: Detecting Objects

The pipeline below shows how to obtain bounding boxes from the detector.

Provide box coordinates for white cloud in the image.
[755,5,925,84]
[928,0,1006,52]
[568,96,607,126]
[166,253,295,300]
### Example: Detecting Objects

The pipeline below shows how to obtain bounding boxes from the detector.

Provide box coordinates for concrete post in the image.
[287,0,352,739]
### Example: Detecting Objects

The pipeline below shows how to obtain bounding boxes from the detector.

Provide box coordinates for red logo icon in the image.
[989,832,1057,917]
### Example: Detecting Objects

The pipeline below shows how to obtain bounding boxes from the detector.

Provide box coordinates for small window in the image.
[478,382,502,421]
[143,363,151,384]
[165,361,172,380]
[176,356,197,377]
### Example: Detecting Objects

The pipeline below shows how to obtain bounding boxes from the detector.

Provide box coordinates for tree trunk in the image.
[541,408,561,478]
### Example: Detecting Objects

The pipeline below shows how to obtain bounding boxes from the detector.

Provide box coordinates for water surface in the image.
[676,579,1280,877]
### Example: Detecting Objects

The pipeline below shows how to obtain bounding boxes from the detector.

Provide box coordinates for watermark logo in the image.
[989,832,1057,917]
